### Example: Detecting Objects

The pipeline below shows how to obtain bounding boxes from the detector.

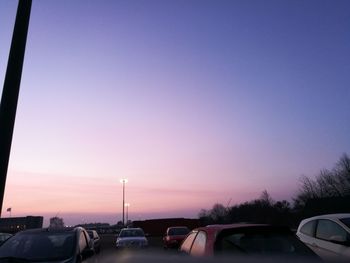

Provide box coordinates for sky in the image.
[0,0,349,226]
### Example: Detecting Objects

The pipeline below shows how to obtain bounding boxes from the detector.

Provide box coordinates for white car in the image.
[116,228,148,249]
[296,213,350,261]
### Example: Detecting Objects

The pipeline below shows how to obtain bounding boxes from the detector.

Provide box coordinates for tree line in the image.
[198,153,350,228]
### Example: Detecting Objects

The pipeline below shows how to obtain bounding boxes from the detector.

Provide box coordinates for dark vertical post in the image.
[126,204,128,223]
[0,0,32,216]
[122,181,125,226]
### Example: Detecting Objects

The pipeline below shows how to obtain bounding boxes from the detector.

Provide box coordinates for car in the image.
[116,228,148,249]
[87,230,101,253]
[179,223,320,260]
[296,213,350,261]
[0,227,94,262]
[0,233,12,245]
[163,226,190,249]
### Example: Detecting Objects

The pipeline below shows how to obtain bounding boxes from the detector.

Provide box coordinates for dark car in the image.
[180,224,321,260]
[0,227,94,262]
[163,226,190,249]
[87,230,101,253]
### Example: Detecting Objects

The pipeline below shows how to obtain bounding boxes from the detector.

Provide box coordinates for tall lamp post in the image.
[125,203,130,224]
[120,178,128,226]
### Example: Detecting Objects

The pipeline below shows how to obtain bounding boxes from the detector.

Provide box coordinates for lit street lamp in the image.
[125,203,130,224]
[120,178,128,226]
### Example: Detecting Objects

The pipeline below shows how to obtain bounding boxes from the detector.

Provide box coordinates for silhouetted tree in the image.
[292,153,350,222]
[294,153,350,207]
[199,154,349,228]
[260,190,274,206]
[210,203,227,223]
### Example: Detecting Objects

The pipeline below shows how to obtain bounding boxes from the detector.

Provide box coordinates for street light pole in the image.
[120,179,128,226]
[125,203,130,224]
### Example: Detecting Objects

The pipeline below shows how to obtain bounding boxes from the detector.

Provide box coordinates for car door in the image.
[314,219,350,260]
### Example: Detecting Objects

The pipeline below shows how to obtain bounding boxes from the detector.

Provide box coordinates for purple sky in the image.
[1,0,349,226]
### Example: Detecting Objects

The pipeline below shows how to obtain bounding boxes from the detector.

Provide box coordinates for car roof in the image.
[15,227,81,235]
[200,223,269,230]
[302,213,350,221]
[189,224,295,239]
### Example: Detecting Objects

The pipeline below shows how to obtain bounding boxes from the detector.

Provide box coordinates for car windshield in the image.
[119,229,144,238]
[168,228,189,236]
[216,232,315,256]
[0,234,12,243]
[0,231,76,261]
[339,218,350,229]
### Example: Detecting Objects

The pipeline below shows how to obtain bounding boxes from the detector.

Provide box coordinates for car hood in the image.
[0,256,75,263]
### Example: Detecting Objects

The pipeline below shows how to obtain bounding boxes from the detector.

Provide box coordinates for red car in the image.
[179,224,320,259]
[163,226,190,249]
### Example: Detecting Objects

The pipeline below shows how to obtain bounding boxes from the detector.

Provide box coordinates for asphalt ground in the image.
[99,234,164,251]
[86,234,182,262]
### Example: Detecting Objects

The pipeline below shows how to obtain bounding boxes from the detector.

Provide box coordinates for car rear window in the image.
[119,229,144,237]
[339,218,350,229]
[168,227,190,236]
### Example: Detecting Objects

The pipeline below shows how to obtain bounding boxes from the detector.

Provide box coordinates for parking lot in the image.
[88,234,183,263]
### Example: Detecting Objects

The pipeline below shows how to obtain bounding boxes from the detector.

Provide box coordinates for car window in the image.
[119,229,144,237]
[190,231,207,256]
[0,232,75,261]
[180,232,197,253]
[168,227,190,236]
[215,232,315,256]
[339,218,350,229]
[316,219,347,242]
[79,232,88,252]
[300,220,317,237]
[0,233,12,242]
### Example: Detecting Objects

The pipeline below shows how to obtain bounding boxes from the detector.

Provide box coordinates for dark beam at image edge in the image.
[0,0,32,216]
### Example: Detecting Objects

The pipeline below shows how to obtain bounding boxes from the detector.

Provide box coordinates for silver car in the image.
[116,228,148,249]
[296,213,350,261]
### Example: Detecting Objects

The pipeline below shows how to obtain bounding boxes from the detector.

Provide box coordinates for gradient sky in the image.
[1,0,349,226]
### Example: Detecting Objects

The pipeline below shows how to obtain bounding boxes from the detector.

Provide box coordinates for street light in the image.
[125,203,130,224]
[120,178,128,226]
